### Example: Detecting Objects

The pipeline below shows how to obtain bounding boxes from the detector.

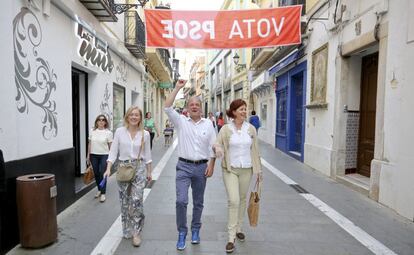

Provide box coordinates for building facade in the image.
[249,0,307,157]
[304,0,414,220]
[249,0,414,221]
[143,0,173,134]
[206,0,254,117]
[0,0,148,251]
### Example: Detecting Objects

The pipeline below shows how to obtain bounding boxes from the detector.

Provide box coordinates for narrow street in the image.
[7,137,414,255]
[2,1,414,255]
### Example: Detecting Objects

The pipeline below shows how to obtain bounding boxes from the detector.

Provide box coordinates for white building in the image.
[305,0,414,220]
[0,0,146,251]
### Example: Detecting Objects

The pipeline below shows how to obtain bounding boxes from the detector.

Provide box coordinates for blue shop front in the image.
[270,49,307,162]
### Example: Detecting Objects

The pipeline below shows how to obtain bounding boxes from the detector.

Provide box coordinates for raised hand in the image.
[176,79,187,89]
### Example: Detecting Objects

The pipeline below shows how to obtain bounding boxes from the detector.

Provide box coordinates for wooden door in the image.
[357,53,378,177]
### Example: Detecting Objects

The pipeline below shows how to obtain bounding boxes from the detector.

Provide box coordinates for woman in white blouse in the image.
[214,99,262,253]
[104,106,152,247]
[87,114,113,203]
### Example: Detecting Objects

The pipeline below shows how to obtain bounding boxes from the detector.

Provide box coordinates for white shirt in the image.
[107,127,152,164]
[229,122,253,168]
[88,129,113,155]
[164,106,216,160]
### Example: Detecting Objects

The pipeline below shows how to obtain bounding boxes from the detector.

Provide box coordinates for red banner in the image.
[144,6,302,49]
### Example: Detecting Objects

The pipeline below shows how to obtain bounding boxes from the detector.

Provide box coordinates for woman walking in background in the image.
[217,112,225,133]
[214,99,262,253]
[208,112,216,130]
[104,106,152,247]
[87,114,112,203]
[144,112,159,149]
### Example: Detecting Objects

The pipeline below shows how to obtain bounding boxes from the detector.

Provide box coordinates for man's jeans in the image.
[176,160,207,233]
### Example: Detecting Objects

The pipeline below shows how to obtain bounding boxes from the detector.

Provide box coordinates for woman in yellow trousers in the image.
[214,99,262,253]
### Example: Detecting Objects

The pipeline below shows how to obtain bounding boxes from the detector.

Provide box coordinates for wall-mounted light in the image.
[233,52,246,69]
[109,0,149,14]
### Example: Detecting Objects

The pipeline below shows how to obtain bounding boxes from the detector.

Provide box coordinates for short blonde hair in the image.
[123,106,143,129]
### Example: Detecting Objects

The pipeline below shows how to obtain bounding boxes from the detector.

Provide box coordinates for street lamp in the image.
[109,0,149,14]
[172,58,180,86]
[233,52,246,69]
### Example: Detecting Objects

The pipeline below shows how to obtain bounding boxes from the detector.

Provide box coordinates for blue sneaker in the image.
[176,232,186,250]
[191,230,200,244]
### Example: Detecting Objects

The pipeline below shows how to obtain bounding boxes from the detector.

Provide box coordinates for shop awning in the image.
[268,49,299,75]
[159,82,173,89]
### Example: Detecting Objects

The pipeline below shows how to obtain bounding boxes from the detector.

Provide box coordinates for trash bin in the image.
[16,174,57,248]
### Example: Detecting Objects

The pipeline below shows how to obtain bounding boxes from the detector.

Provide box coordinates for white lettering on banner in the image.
[161,20,215,40]
[175,20,188,39]
[229,21,244,39]
[189,20,201,40]
[272,17,285,36]
[202,21,215,39]
[242,19,256,38]
[257,18,270,38]
[161,20,173,38]
[229,17,285,39]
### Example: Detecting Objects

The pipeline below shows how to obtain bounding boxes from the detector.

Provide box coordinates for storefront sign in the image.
[251,72,266,91]
[159,82,173,89]
[76,23,114,73]
[145,6,301,49]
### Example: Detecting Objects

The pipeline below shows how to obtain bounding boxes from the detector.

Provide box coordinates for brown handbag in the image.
[116,130,144,182]
[247,179,261,227]
[83,164,94,185]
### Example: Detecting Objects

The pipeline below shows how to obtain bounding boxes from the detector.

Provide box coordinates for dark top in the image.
[249,115,261,130]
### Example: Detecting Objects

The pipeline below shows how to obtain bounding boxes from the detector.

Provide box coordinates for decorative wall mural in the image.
[100,83,113,129]
[116,59,128,83]
[13,7,58,140]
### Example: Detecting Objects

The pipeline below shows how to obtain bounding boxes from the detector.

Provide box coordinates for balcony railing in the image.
[157,49,173,76]
[252,48,263,63]
[80,0,118,22]
[278,0,306,15]
[124,10,146,59]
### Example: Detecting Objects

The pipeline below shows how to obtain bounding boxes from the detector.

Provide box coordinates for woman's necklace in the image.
[233,121,242,133]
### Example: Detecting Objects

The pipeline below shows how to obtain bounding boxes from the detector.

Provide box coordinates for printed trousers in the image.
[117,161,146,238]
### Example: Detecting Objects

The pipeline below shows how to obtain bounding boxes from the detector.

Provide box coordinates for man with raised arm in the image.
[164,79,216,250]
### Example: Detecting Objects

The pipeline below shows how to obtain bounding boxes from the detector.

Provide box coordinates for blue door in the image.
[275,61,306,162]
[275,74,288,152]
[289,73,304,156]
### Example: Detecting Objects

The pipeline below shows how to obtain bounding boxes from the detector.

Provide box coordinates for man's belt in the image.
[179,157,208,164]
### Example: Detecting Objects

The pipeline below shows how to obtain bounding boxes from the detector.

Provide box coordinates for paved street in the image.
[7,137,414,255]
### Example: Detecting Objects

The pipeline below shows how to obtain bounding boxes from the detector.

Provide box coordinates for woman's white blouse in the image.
[107,127,152,164]
[88,129,113,154]
[229,122,253,168]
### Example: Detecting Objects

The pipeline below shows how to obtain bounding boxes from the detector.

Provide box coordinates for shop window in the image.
[276,89,287,135]
[113,84,125,131]
[211,69,216,90]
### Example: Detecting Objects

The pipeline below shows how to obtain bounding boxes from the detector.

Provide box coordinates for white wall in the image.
[1,1,75,161]
[303,6,335,176]
[256,92,275,147]
[0,0,144,162]
[378,0,414,220]
[304,0,414,220]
